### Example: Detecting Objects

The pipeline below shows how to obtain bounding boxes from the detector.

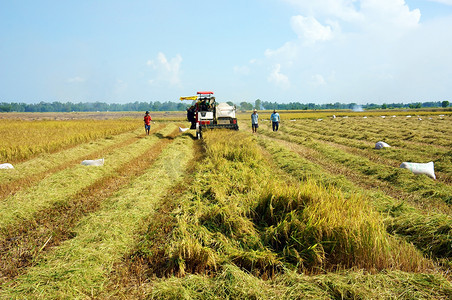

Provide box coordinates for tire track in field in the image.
[0,125,180,283]
[0,124,165,201]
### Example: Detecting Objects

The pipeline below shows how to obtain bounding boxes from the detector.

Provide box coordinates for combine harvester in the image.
[181,91,238,139]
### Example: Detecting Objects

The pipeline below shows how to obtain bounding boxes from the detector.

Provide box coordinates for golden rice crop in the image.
[0,118,139,163]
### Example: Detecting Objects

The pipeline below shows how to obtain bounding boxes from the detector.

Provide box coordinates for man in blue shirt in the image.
[270,110,280,131]
[251,109,259,133]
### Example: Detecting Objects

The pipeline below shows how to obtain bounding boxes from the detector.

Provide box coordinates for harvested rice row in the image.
[146,265,452,299]
[104,129,451,299]
[103,136,205,298]
[0,124,177,231]
[286,121,452,183]
[246,122,452,259]
[0,125,181,283]
[1,131,195,299]
[0,125,165,200]
[297,116,452,148]
[291,118,451,157]
[255,122,452,207]
[254,131,451,261]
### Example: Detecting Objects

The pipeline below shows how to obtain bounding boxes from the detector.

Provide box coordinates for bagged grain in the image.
[400,161,436,179]
[0,163,14,169]
[375,141,391,149]
[81,158,104,166]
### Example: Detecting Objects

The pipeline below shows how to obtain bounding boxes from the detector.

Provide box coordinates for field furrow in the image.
[0,125,180,282]
[1,131,195,298]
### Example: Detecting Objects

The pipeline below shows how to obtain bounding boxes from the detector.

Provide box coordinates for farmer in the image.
[270,109,280,132]
[144,111,152,135]
[187,106,196,129]
[251,109,259,133]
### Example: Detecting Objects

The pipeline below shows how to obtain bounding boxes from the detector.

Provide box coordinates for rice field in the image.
[0,111,451,299]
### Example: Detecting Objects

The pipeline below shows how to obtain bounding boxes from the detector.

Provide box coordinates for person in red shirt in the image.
[144,111,152,135]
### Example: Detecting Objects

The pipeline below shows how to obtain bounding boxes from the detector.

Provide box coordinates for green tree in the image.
[442,100,450,108]
[239,102,253,110]
[254,99,262,110]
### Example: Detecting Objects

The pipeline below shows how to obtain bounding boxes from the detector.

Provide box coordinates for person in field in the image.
[144,111,152,135]
[270,109,280,132]
[251,109,259,133]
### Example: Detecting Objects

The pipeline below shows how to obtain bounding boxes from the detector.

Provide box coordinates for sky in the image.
[1,0,452,105]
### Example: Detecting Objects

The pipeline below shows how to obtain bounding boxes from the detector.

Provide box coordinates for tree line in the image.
[251,100,450,111]
[0,100,450,113]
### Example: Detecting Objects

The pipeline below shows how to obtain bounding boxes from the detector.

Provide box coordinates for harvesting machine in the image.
[181,91,239,139]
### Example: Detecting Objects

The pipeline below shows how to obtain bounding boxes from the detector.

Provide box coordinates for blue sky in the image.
[1,0,452,104]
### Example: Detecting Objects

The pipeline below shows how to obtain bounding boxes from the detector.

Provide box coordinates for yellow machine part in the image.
[180,96,198,101]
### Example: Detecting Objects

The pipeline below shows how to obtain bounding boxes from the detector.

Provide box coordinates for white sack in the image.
[179,127,189,132]
[400,161,436,179]
[81,158,104,166]
[215,102,236,118]
[0,163,14,169]
[375,141,391,149]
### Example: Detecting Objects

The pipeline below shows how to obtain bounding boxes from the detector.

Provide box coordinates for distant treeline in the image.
[0,100,450,112]
[254,100,450,111]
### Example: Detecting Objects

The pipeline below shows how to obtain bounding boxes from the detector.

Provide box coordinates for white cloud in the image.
[309,74,327,86]
[283,0,420,31]
[283,0,363,22]
[359,0,420,31]
[147,52,182,86]
[268,64,290,89]
[428,0,452,5]
[252,0,452,102]
[67,76,85,83]
[291,16,334,43]
[264,41,299,62]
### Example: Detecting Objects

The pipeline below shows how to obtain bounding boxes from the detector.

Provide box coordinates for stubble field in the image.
[0,110,451,299]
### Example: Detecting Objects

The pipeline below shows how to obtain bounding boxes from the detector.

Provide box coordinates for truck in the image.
[181,91,239,139]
